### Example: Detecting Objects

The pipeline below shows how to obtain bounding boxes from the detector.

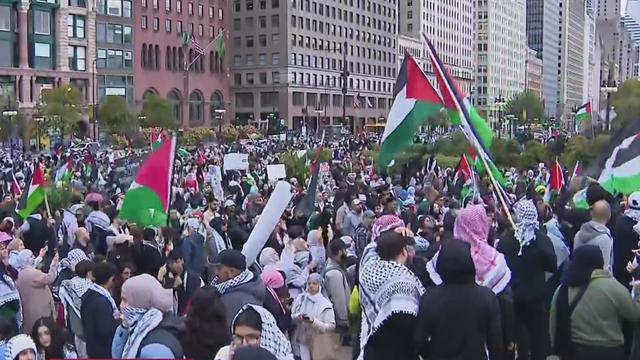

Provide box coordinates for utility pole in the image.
[601,66,618,132]
[340,41,350,132]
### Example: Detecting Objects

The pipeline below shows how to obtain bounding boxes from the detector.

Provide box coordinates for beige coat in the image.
[16,263,58,333]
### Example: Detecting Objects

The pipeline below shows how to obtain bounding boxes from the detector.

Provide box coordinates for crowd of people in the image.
[0,135,635,360]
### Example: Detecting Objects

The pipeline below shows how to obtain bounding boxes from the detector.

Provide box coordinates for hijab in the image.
[259,248,280,270]
[14,250,34,271]
[452,204,511,294]
[293,273,332,318]
[232,305,294,360]
[307,230,325,270]
[260,269,285,313]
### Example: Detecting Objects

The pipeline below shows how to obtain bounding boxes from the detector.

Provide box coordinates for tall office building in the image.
[475,0,527,122]
[231,0,397,133]
[526,0,560,118]
[135,0,229,128]
[95,0,134,104]
[0,0,95,118]
[558,0,587,120]
[398,0,474,95]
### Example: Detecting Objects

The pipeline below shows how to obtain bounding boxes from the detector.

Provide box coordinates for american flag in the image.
[190,34,204,55]
[354,93,362,109]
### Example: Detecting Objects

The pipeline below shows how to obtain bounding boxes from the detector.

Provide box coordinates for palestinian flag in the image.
[379,54,443,169]
[120,136,177,228]
[424,34,509,202]
[150,129,166,150]
[454,154,473,184]
[11,172,21,198]
[597,132,640,195]
[576,102,591,122]
[54,159,74,183]
[544,159,564,203]
[17,165,47,219]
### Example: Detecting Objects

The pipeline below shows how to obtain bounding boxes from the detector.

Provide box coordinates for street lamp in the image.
[214,108,226,133]
[34,116,44,152]
[3,110,17,157]
[494,94,506,137]
[92,58,99,141]
[600,72,618,132]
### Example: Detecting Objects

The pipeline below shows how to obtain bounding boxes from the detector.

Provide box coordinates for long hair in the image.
[30,317,68,360]
[183,286,229,360]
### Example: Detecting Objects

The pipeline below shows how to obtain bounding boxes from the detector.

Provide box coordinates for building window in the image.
[141,0,146,6]
[246,0,253,10]
[272,52,279,64]
[123,25,132,43]
[246,73,254,84]
[209,6,214,18]
[0,40,13,67]
[272,0,278,7]
[165,19,171,32]
[176,0,181,12]
[258,16,265,28]
[234,74,241,85]
[33,10,51,35]
[189,91,203,123]
[68,0,86,7]
[106,23,124,43]
[233,18,240,30]
[68,45,86,71]
[271,14,279,27]
[209,25,214,38]
[258,34,266,46]
[67,15,85,38]
[218,8,223,19]
[271,33,279,46]
[152,0,158,8]
[198,4,203,16]
[153,17,159,31]
[198,24,203,36]
[188,2,193,14]
[246,54,253,65]
[246,36,253,47]
[259,72,267,84]
[0,7,10,31]
[141,16,147,29]
[272,72,280,84]
[34,42,52,69]
[165,0,171,11]
[233,55,240,66]
[177,20,182,33]
[258,53,266,65]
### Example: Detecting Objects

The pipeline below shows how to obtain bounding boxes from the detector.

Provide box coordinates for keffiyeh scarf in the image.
[371,215,404,240]
[58,249,88,274]
[120,307,164,358]
[0,275,21,329]
[89,283,118,316]
[514,199,540,256]
[59,277,92,317]
[625,208,640,223]
[358,259,425,360]
[233,304,294,360]
[213,269,254,294]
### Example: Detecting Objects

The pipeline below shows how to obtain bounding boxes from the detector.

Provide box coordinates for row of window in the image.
[97,48,134,70]
[96,0,133,17]
[292,0,395,18]
[149,89,224,124]
[141,16,217,39]
[140,0,223,19]
[233,0,279,12]
[233,71,280,86]
[289,52,396,79]
[141,44,224,74]
[289,91,394,109]
[67,15,86,39]
[290,12,394,41]
[97,22,133,44]
[290,34,395,65]
[290,71,392,93]
[233,53,280,67]
[232,15,279,31]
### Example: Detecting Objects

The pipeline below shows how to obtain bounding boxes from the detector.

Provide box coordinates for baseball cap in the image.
[213,249,246,271]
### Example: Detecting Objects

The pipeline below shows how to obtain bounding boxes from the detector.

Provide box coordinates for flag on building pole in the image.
[576,102,592,122]
[120,136,177,228]
[423,33,512,210]
[16,165,47,219]
[190,33,204,55]
[379,55,443,169]
[214,34,226,58]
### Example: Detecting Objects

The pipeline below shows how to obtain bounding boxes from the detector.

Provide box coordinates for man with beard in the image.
[324,238,352,339]
[343,199,364,239]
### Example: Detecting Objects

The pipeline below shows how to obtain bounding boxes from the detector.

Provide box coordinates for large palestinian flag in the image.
[379,55,443,169]
[576,102,591,122]
[17,165,46,219]
[597,132,640,195]
[120,136,177,228]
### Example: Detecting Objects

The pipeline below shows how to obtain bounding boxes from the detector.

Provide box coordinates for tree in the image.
[39,84,83,138]
[611,79,640,131]
[99,95,138,134]
[505,91,545,124]
[141,95,176,129]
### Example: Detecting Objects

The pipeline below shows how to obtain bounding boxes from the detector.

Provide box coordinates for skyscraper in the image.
[230,0,397,133]
[526,0,560,118]
[475,0,527,122]
[558,0,587,119]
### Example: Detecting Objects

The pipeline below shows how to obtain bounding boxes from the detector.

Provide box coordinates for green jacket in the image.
[550,270,640,348]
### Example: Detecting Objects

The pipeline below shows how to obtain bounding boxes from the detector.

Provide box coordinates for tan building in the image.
[526,48,543,97]
[230,0,396,134]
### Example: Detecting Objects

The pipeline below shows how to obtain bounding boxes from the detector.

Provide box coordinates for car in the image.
[70,141,100,154]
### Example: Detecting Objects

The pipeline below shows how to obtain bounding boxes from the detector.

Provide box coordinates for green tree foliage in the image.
[39,84,83,136]
[141,95,176,129]
[518,140,549,168]
[611,79,640,131]
[491,138,521,167]
[560,134,610,169]
[505,91,545,124]
[99,95,138,134]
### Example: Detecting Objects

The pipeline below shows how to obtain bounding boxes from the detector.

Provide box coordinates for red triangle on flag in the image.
[406,56,443,105]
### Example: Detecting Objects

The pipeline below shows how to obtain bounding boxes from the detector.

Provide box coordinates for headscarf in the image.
[371,215,404,240]
[14,250,34,271]
[5,335,36,360]
[260,269,285,313]
[0,274,21,329]
[452,204,511,294]
[307,230,326,270]
[513,199,540,255]
[294,273,331,317]
[259,248,280,270]
[232,305,294,360]
[119,274,174,358]
[554,245,604,358]
[59,248,89,273]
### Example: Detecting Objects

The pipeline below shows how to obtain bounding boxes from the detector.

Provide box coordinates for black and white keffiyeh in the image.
[59,277,91,318]
[58,249,89,274]
[233,304,294,360]
[358,259,425,360]
[213,269,254,294]
[89,283,118,315]
[514,199,539,256]
[120,307,164,358]
[0,275,21,329]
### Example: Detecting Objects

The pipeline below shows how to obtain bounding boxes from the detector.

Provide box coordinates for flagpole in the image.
[186,31,226,71]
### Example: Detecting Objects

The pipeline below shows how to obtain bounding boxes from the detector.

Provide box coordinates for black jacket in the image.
[611,215,639,288]
[365,313,419,360]
[81,289,119,358]
[497,229,557,305]
[414,240,504,360]
[263,290,291,334]
[133,242,164,277]
[174,271,202,315]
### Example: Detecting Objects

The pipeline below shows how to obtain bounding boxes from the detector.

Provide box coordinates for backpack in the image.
[138,320,184,358]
